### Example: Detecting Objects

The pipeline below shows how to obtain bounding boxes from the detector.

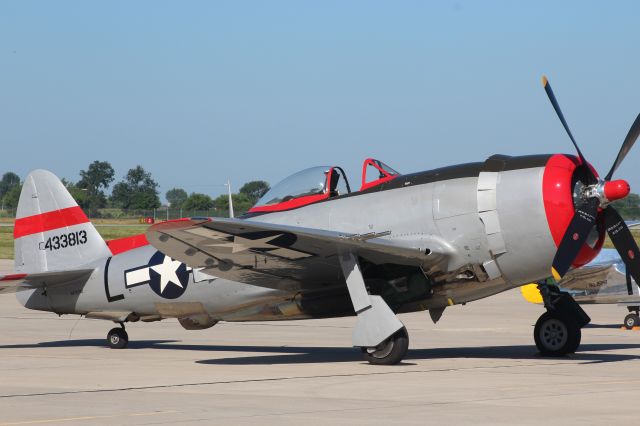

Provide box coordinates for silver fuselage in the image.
[18,155,563,323]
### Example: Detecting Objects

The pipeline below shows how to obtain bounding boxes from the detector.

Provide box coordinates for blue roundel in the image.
[147,251,190,299]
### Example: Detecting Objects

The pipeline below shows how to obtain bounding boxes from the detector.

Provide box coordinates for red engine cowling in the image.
[542,154,605,267]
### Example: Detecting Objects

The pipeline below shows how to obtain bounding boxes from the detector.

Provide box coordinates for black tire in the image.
[623,313,640,329]
[568,325,581,354]
[361,327,409,365]
[107,327,129,349]
[534,312,580,356]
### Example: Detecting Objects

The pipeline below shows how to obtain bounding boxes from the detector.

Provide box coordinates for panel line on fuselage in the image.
[104,256,124,303]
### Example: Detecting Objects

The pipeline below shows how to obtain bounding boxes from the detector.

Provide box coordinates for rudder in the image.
[14,170,111,273]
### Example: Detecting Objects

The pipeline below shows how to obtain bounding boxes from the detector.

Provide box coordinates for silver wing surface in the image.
[146,218,450,291]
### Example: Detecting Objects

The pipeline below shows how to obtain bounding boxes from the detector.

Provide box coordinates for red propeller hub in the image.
[603,179,630,202]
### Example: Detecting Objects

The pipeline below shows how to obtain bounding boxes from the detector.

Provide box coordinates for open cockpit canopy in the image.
[248,158,399,213]
[360,158,400,191]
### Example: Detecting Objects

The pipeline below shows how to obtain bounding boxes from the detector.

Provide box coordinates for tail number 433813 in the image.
[41,230,88,251]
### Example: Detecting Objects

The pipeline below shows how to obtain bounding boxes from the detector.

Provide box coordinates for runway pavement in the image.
[1,258,639,425]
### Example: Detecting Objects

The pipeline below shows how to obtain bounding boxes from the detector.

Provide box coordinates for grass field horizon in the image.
[0,224,149,259]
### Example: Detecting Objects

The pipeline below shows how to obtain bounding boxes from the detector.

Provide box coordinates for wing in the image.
[0,269,94,294]
[146,218,451,291]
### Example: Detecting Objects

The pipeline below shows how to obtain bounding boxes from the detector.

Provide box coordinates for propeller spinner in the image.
[542,76,640,285]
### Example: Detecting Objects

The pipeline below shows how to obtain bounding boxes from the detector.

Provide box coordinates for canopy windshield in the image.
[255,166,331,207]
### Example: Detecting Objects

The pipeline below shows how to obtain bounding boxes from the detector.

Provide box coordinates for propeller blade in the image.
[551,197,599,281]
[604,113,640,181]
[604,207,640,286]
[542,76,596,180]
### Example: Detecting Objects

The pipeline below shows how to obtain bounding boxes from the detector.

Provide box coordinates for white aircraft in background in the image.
[522,243,640,329]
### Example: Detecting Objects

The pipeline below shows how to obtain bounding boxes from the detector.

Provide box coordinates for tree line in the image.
[0,161,270,217]
[166,180,270,213]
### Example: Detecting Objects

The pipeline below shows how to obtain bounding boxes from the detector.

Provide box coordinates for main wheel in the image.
[107,327,129,349]
[534,312,580,356]
[568,328,581,354]
[623,313,640,329]
[361,327,409,365]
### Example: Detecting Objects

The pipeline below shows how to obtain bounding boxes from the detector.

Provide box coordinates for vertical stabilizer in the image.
[14,170,111,273]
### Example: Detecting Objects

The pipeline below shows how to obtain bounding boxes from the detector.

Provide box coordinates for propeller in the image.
[605,113,640,181]
[550,198,599,281]
[542,76,596,182]
[603,206,640,283]
[542,75,640,287]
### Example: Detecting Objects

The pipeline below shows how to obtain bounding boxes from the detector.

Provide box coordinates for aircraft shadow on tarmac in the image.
[1,339,639,365]
[584,323,627,329]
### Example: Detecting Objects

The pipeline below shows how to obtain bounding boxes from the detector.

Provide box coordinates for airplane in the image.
[3,76,640,365]
[521,247,640,329]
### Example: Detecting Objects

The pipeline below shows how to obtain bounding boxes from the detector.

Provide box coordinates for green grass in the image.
[0,225,149,260]
[0,227,13,259]
[95,225,149,240]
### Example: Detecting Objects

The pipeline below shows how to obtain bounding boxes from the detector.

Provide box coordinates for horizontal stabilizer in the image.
[0,269,94,294]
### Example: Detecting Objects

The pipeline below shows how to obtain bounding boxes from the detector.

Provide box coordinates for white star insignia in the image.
[151,256,184,294]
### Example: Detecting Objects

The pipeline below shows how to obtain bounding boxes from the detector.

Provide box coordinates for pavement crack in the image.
[0,362,571,399]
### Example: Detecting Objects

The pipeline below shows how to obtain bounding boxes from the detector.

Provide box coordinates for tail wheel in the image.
[534,312,580,356]
[361,326,409,365]
[107,327,129,349]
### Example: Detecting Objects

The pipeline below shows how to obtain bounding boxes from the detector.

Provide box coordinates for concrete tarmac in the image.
[1,259,639,425]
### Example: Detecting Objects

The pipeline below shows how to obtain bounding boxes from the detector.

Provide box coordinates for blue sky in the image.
[1,1,640,201]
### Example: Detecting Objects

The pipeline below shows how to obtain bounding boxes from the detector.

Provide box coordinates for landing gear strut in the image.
[107,322,129,349]
[534,283,590,356]
[339,251,408,365]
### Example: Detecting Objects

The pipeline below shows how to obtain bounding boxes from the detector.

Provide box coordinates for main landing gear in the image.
[339,252,409,365]
[361,327,409,365]
[107,322,129,349]
[534,284,590,356]
[623,307,640,329]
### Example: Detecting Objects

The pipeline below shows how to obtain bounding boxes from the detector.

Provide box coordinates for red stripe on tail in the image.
[14,206,90,239]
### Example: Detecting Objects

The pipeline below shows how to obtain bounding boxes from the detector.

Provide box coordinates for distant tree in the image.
[77,161,115,210]
[239,180,270,205]
[183,193,214,211]
[110,182,130,208]
[128,192,162,210]
[612,193,640,219]
[166,188,188,208]
[0,172,20,200]
[2,184,21,209]
[77,161,115,193]
[213,193,253,215]
[61,178,89,208]
[110,165,160,209]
